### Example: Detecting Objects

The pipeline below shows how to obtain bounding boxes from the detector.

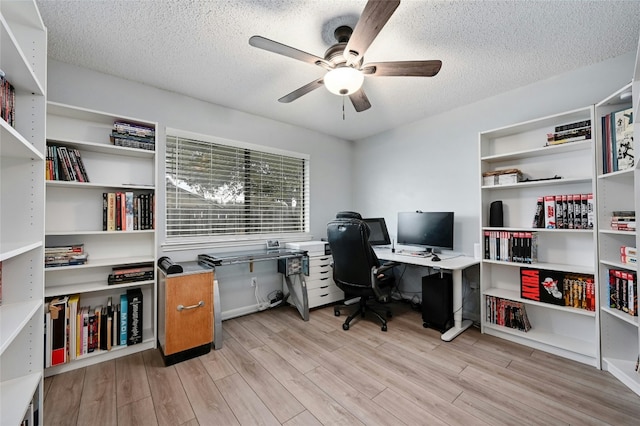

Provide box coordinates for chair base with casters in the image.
[334,296,392,331]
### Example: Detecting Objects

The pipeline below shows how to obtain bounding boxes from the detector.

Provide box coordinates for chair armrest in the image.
[370,262,398,302]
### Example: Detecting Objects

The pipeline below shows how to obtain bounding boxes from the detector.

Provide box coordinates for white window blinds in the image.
[166,134,309,240]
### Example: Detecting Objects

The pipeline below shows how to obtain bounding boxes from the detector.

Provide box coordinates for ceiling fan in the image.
[248,0,442,112]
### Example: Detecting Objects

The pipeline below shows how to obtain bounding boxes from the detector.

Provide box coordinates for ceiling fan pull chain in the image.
[342,96,345,120]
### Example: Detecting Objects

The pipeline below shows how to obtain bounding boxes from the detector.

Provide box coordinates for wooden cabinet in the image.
[158,264,213,365]
[0,1,47,423]
[479,106,600,367]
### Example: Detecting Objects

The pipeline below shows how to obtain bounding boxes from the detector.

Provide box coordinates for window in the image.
[165,132,309,242]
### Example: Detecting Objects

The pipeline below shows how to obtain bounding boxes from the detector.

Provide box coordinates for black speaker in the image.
[422,273,453,333]
[489,200,504,227]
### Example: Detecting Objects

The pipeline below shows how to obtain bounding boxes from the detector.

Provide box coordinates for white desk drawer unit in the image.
[285,241,344,309]
[307,254,343,308]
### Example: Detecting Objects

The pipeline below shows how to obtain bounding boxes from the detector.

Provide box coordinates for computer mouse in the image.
[432,255,441,262]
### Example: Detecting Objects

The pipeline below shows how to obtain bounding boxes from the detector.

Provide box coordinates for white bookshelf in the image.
[44,102,158,377]
[479,106,600,367]
[0,1,46,423]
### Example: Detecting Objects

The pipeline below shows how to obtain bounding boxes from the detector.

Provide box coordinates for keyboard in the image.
[396,251,429,258]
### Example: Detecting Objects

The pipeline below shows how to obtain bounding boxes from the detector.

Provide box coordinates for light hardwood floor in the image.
[44,303,640,425]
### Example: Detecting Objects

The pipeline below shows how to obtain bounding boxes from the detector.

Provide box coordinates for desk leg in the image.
[284,273,309,321]
[213,279,223,349]
[440,269,472,342]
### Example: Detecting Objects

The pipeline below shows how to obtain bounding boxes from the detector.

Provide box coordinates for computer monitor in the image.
[362,217,391,246]
[397,211,454,252]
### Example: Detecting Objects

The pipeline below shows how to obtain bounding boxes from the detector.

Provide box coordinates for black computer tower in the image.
[422,273,453,333]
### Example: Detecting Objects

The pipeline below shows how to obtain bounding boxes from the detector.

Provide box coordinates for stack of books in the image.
[611,210,635,232]
[621,246,637,264]
[110,121,155,150]
[532,193,594,229]
[602,107,634,173]
[485,296,531,332]
[45,244,88,268]
[46,145,90,182]
[108,262,154,285]
[546,119,591,146]
[0,69,15,127]
[609,268,638,316]
[44,290,143,367]
[483,230,538,263]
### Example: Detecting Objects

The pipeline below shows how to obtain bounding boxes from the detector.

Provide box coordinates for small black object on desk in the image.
[431,255,441,262]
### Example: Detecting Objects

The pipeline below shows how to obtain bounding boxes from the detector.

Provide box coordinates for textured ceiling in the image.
[37,0,640,141]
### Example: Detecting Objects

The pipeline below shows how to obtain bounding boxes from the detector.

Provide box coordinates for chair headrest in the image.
[336,211,362,220]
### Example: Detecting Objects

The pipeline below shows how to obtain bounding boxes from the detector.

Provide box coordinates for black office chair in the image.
[327,211,396,331]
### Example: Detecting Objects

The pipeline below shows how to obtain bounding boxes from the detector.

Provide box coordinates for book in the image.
[520,268,567,306]
[532,197,544,228]
[47,296,69,366]
[613,107,634,171]
[543,195,556,229]
[120,293,128,346]
[127,288,143,345]
[125,191,134,231]
[107,193,116,231]
[67,294,80,361]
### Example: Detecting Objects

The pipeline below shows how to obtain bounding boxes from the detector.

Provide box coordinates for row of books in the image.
[0,69,15,127]
[483,231,537,263]
[45,289,143,367]
[611,210,635,232]
[546,119,591,146]
[621,246,637,264]
[520,267,596,311]
[108,262,154,285]
[485,296,531,332]
[46,144,90,182]
[609,268,637,316]
[45,244,88,268]
[532,194,594,229]
[103,192,155,231]
[110,121,155,151]
[602,107,634,174]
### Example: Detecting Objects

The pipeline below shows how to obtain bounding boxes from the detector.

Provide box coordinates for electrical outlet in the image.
[251,277,257,287]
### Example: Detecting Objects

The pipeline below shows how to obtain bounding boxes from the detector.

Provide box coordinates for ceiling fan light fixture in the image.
[324,66,364,96]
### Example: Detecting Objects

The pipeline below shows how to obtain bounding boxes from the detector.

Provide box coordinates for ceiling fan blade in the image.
[278,78,325,103]
[345,0,400,66]
[349,88,372,112]
[249,36,332,69]
[361,60,442,77]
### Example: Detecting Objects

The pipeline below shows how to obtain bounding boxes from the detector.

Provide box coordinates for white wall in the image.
[47,60,353,318]
[353,51,636,257]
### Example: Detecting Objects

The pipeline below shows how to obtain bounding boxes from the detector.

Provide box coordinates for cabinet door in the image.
[165,271,213,355]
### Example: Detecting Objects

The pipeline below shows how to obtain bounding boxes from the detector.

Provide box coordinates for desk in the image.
[198,248,309,328]
[374,248,479,341]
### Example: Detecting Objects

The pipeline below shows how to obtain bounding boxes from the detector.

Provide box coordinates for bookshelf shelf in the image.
[0,300,42,355]
[46,138,155,158]
[0,372,41,426]
[45,279,154,298]
[601,306,639,328]
[44,332,155,377]
[481,259,594,275]
[1,119,45,160]
[46,180,155,190]
[479,106,599,367]
[44,102,158,377]
[0,1,46,421]
[602,358,640,396]
[483,322,596,360]
[481,177,592,190]
[480,139,592,162]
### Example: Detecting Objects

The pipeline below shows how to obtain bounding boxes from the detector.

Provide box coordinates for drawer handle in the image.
[320,271,329,275]
[320,285,329,289]
[319,277,329,281]
[177,301,205,311]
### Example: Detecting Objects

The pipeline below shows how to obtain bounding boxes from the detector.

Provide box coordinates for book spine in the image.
[127,289,143,345]
[126,192,134,231]
[120,293,128,345]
